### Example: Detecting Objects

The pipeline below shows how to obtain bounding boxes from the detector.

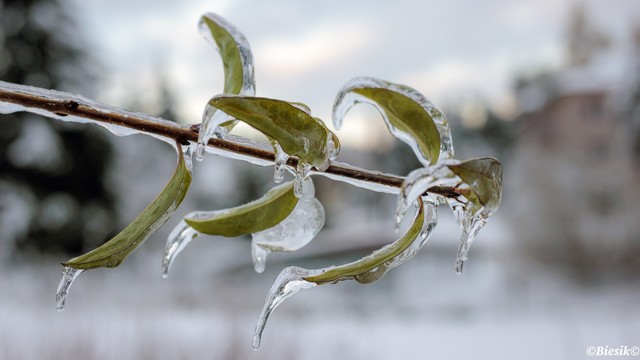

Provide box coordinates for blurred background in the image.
[1,0,639,359]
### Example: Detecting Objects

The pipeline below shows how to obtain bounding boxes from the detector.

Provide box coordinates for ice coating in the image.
[395,160,460,228]
[356,200,437,284]
[196,108,235,160]
[253,266,319,349]
[272,141,290,183]
[56,266,84,311]
[332,76,454,165]
[289,102,311,115]
[195,13,256,161]
[162,219,201,278]
[251,178,324,273]
[0,81,178,146]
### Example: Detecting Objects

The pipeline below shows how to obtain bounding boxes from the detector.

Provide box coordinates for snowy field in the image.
[1,216,638,360]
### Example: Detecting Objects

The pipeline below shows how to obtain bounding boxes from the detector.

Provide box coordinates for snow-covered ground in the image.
[1,215,637,360]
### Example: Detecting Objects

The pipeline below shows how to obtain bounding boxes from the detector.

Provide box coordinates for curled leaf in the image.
[333,76,453,166]
[163,179,325,276]
[304,200,426,284]
[253,200,432,349]
[199,12,255,96]
[185,181,298,237]
[63,144,192,270]
[396,157,502,274]
[446,157,502,214]
[196,12,255,158]
[204,95,340,171]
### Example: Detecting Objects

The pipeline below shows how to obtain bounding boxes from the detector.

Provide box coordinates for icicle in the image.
[196,107,234,161]
[253,266,319,350]
[56,266,84,311]
[316,132,340,172]
[162,219,201,278]
[272,141,290,183]
[293,162,312,198]
[451,206,487,275]
[251,178,324,272]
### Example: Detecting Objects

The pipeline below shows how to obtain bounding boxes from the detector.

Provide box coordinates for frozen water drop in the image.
[162,219,201,278]
[293,162,312,198]
[253,266,318,349]
[252,243,270,273]
[272,142,289,183]
[181,142,194,173]
[56,266,84,311]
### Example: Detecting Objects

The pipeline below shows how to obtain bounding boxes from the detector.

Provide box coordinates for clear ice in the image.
[251,178,324,273]
[162,219,201,278]
[195,13,256,161]
[332,76,454,166]
[56,266,84,311]
[253,199,432,349]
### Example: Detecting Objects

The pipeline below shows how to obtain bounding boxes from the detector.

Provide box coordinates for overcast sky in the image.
[68,0,639,147]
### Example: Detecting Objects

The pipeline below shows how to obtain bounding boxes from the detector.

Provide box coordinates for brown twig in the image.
[0,81,460,197]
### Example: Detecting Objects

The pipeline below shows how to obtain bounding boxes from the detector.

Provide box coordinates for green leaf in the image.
[199,13,254,95]
[185,181,298,237]
[199,13,255,132]
[352,87,441,165]
[206,95,340,170]
[64,146,192,269]
[447,157,502,212]
[303,200,425,284]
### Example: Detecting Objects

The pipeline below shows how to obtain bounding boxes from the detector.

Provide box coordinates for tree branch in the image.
[0,80,458,197]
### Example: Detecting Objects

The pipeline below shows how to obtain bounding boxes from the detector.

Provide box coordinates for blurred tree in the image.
[566,3,610,67]
[0,0,116,255]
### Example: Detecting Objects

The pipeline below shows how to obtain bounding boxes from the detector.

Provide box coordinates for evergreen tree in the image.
[0,0,116,255]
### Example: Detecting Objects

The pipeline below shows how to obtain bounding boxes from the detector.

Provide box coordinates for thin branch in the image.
[0,81,458,197]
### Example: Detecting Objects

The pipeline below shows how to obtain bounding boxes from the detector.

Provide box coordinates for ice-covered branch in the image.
[0,80,459,197]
